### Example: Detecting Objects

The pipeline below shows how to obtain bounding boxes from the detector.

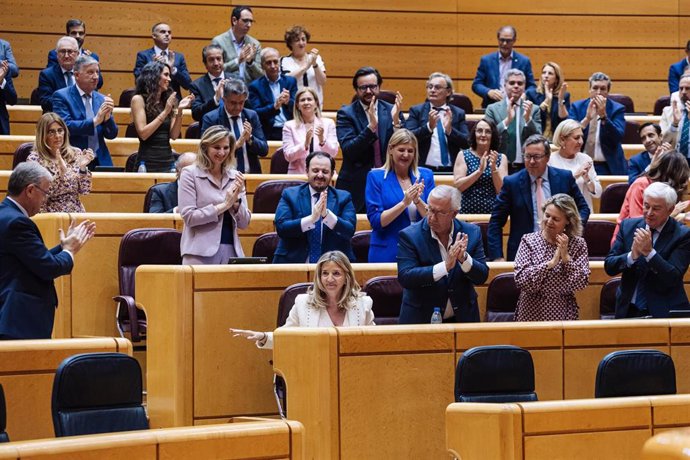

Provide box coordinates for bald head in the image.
[175,152,197,179]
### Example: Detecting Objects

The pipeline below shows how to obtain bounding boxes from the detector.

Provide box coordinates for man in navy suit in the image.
[336,66,403,213]
[201,78,268,173]
[405,72,469,172]
[568,72,627,175]
[52,55,117,168]
[133,23,192,96]
[471,25,535,108]
[147,153,196,213]
[605,182,690,318]
[487,135,590,261]
[0,163,95,339]
[397,185,489,324]
[190,44,239,122]
[274,152,356,263]
[628,123,669,184]
[248,48,297,140]
[0,39,19,78]
[46,19,102,90]
[668,40,690,94]
[0,60,17,135]
[37,36,79,113]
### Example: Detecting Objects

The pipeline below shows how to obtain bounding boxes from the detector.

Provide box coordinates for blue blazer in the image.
[247,75,297,130]
[147,181,178,213]
[568,98,627,175]
[201,106,268,173]
[46,49,102,89]
[471,51,536,108]
[0,198,74,339]
[487,166,590,261]
[404,102,470,166]
[628,150,651,185]
[0,39,19,78]
[190,71,238,122]
[38,65,70,112]
[51,85,117,167]
[525,88,571,134]
[273,184,357,263]
[133,48,193,95]
[365,167,435,262]
[605,216,690,318]
[0,75,17,135]
[669,58,688,94]
[397,218,489,324]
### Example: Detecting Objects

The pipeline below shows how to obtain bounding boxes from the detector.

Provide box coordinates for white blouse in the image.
[548,151,602,212]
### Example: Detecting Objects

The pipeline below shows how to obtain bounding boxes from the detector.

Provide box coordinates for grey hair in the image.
[429,185,462,211]
[523,134,551,156]
[74,55,98,72]
[8,162,52,196]
[260,47,280,65]
[222,78,248,97]
[175,152,197,171]
[56,36,78,50]
[504,68,525,85]
[589,72,612,90]
[643,181,677,209]
[427,72,454,101]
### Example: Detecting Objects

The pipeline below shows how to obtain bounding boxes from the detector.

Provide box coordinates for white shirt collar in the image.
[153,45,168,55]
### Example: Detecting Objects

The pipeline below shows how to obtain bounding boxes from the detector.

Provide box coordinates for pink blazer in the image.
[178,165,251,257]
[281,117,338,174]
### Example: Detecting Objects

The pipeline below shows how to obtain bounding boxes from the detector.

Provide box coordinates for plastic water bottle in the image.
[169,161,176,173]
[430,307,442,325]
[137,161,147,173]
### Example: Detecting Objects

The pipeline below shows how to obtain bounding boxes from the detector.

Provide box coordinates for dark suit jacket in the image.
[628,151,651,185]
[147,181,178,213]
[404,102,470,166]
[38,64,70,112]
[46,49,102,89]
[273,184,357,263]
[669,58,688,94]
[51,85,117,167]
[200,106,268,173]
[487,166,590,261]
[0,75,17,135]
[335,99,402,213]
[0,198,74,339]
[0,39,19,78]
[605,217,690,318]
[525,88,571,134]
[247,75,297,132]
[397,218,489,323]
[133,48,193,95]
[568,98,627,175]
[471,51,536,108]
[190,72,238,121]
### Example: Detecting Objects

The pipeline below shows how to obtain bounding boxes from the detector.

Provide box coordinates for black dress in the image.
[137,113,174,172]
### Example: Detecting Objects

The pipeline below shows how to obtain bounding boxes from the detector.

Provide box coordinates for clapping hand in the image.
[593,95,607,118]
[522,98,534,123]
[178,94,195,111]
[239,120,252,145]
[575,160,592,180]
[391,91,403,125]
[165,92,178,112]
[0,61,9,82]
[445,232,468,271]
[367,96,378,131]
[313,123,325,145]
[311,190,328,222]
[479,152,489,172]
[59,217,96,255]
[632,227,653,260]
[556,233,570,263]
[78,149,95,169]
[402,178,424,206]
[488,150,499,172]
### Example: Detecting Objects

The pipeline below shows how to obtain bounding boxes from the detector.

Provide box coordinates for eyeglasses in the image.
[524,154,547,162]
[57,49,78,56]
[32,183,50,196]
[426,206,454,217]
[356,84,378,92]
[498,38,515,44]
[426,84,449,91]
[47,128,65,137]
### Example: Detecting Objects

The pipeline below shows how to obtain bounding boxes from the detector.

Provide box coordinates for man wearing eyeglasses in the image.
[37,37,79,113]
[472,25,535,109]
[336,66,404,213]
[212,5,263,84]
[487,135,590,261]
[46,19,102,90]
[405,72,469,173]
[397,185,488,323]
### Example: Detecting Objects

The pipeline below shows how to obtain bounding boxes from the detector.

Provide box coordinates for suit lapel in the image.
[653,218,675,255]
[518,170,534,217]
[299,185,312,219]
[353,102,368,132]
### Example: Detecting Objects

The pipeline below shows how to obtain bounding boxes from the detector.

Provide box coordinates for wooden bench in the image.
[446,395,690,460]
[0,338,131,442]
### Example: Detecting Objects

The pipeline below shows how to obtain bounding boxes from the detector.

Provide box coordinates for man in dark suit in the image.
[201,78,268,173]
[397,185,489,324]
[0,60,17,135]
[668,40,690,94]
[133,23,192,96]
[38,36,79,113]
[471,25,535,108]
[0,163,95,339]
[568,72,627,175]
[628,123,668,184]
[274,151,357,263]
[487,135,590,261]
[336,66,403,213]
[605,181,690,318]
[0,38,19,78]
[147,153,196,213]
[248,47,297,140]
[51,55,117,168]
[46,19,102,90]
[405,72,469,172]
[190,44,239,122]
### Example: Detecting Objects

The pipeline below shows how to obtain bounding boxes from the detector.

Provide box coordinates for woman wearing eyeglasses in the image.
[26,112,93,213]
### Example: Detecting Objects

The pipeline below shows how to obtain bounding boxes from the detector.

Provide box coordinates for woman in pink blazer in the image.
[179,125,251,264]
[281,87,338,174]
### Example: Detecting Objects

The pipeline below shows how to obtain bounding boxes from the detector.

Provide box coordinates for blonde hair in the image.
[293,87,322,123]
[541,193,582,238]
[196,126,236,171]
[382,129,419,178]
[307,251,361,310]
[34,112,77,164]
[552,119,582,150]
[537,62,564,94]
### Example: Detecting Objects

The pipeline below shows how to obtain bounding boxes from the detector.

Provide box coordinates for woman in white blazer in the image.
[230,251,375,348]
[179,125,251,264]
[281,87,338,174]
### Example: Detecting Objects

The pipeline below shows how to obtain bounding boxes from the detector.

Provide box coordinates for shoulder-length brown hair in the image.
[307,251,361,310]
[34,112,77,164]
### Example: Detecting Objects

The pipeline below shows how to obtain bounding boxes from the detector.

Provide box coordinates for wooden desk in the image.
[641,427,690,459]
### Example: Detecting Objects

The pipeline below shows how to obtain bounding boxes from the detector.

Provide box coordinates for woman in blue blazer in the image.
[365,129,435,262]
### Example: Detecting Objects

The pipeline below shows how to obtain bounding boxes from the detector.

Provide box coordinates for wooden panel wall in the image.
[1,1,687,113]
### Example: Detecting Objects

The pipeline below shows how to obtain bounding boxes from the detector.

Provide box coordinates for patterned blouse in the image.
[458,149,502,214]
[26,150,92,213]
[513,231,590,321]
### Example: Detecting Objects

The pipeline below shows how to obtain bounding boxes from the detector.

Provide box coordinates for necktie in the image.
[434,108,450,166]
[212,77,222,86]
[65,71,74,86]
[680,111,690,157]
[161,51,167,59]
[308,192,322,263]
[535,176,545,221]
[83,94,99,152]
[584,113,598,159]
[230,116,246,173]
